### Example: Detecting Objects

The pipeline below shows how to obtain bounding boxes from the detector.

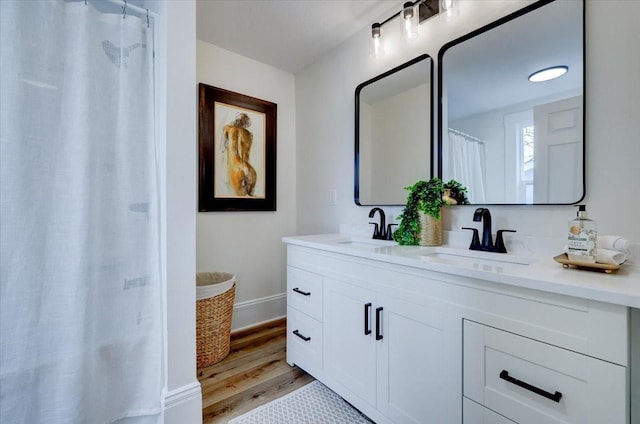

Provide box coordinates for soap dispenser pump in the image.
[567,204,597,263]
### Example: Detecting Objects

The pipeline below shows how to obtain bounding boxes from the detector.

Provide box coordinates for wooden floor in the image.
[198,317,314,423]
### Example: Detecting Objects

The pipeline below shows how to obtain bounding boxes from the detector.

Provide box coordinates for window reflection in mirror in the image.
[356,55,433,206]
[438,0,584,204]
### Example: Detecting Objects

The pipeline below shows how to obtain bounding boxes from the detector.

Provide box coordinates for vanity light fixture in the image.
[370,22,385,58]
[401,2,419,40]
[440,0,453,12]
[528,66,569,82]
[370,0,440,58]
[441,0,454,11]
[440,0,457,18]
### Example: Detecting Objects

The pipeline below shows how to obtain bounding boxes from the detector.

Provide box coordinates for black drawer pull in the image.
[364,302,372,335]
[292,287,311,296]
[375,307,383,340]
[292,330,311,342]
[499,370,562,403]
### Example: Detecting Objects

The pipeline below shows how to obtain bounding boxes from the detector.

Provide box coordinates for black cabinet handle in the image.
[375,307,383,340]
[292,287,311,296]
[364,302,372,335]
[499,370,562,403]
[292,329,311,342]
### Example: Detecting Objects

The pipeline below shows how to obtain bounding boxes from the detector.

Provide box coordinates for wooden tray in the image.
[553,253,622,273]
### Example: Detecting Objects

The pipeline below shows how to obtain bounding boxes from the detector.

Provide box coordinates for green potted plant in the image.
[393,178,469,246]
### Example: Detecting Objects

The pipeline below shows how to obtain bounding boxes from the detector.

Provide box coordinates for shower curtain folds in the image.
[0,1,163,423]
[445,129,487,204]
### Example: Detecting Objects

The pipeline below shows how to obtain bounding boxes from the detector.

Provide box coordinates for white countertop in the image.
[283,233,640,308]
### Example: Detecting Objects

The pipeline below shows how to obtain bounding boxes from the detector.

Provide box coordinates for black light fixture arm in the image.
[371,0,440,34]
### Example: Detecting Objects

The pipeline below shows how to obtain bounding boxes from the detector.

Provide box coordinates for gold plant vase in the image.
[418,210,442,246]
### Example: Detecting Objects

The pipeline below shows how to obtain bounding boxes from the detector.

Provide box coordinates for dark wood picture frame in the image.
[198,83,277,211]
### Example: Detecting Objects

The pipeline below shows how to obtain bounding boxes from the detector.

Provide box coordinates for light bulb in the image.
[440,0,458,20]
[401,2,418,40]
[370,23,384,58]
[441,0,454,11]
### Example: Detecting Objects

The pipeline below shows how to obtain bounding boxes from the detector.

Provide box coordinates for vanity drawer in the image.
[287,266,323,321]
[287,306,322,375]
[464,397,516,424]
[464,320,627,424]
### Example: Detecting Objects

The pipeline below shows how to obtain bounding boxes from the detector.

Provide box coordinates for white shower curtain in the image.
[0,1,163,423]
[446,130,487,204]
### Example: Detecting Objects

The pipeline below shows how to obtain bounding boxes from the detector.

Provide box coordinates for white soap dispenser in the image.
[567,204,597,263]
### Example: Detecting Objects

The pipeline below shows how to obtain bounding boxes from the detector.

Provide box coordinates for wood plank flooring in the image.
[198,318,314,423]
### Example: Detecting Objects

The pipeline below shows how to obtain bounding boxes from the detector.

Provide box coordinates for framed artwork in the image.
[198,83,277,211]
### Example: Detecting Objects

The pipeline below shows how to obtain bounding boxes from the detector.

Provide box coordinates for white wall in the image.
[196,41,297,330]
[162,1,202,423]
[295,0,640,245]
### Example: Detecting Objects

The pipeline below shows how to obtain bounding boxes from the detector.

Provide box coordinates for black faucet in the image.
[462,208,516,253]
[473,207,493,248]
[369,208,391,240]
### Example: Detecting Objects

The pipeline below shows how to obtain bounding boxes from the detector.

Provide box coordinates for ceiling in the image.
[196,1,582,121]
[196,0,401,74]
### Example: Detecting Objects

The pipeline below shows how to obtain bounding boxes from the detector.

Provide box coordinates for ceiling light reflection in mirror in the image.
[529,65,569,82]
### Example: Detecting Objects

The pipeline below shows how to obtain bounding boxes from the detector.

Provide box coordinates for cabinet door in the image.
[324,277,377,407]
[377,293,457,424]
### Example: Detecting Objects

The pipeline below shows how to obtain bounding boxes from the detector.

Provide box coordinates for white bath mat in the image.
[228,380,374,424]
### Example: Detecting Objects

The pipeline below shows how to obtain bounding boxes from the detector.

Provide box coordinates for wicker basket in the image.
[418,210,443,246]
[196,272,236,368]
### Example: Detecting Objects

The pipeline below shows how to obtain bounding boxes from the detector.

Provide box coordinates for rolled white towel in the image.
[597,235,629,251]
[596,248,627,266]
[562,245,628,265]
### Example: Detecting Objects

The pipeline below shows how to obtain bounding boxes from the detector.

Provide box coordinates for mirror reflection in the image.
[356,54,433,206]
[439,0,584,204]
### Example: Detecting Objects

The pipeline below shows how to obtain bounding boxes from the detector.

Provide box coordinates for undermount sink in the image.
[332,237,397,251]
[421,247,536,268]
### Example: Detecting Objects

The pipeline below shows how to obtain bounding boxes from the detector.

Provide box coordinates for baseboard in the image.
[165,381,201,410]
[232,315,286,335]
[164,381,202,424]
[231,292,286,331]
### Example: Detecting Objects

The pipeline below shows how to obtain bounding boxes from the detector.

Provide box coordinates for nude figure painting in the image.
[198,84,276,212]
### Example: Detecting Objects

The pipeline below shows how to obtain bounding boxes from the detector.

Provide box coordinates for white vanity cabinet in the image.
[284,240,633,424]
[323,275,455,423]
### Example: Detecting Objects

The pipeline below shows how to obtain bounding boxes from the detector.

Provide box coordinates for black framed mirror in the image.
[438,0,584,205]
[355,54,433,206]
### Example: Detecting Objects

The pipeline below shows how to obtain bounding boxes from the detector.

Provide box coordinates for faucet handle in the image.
[369,222,382,239]
[386,223,398,240]
[495,230,516,253]
[462,227,481,250]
